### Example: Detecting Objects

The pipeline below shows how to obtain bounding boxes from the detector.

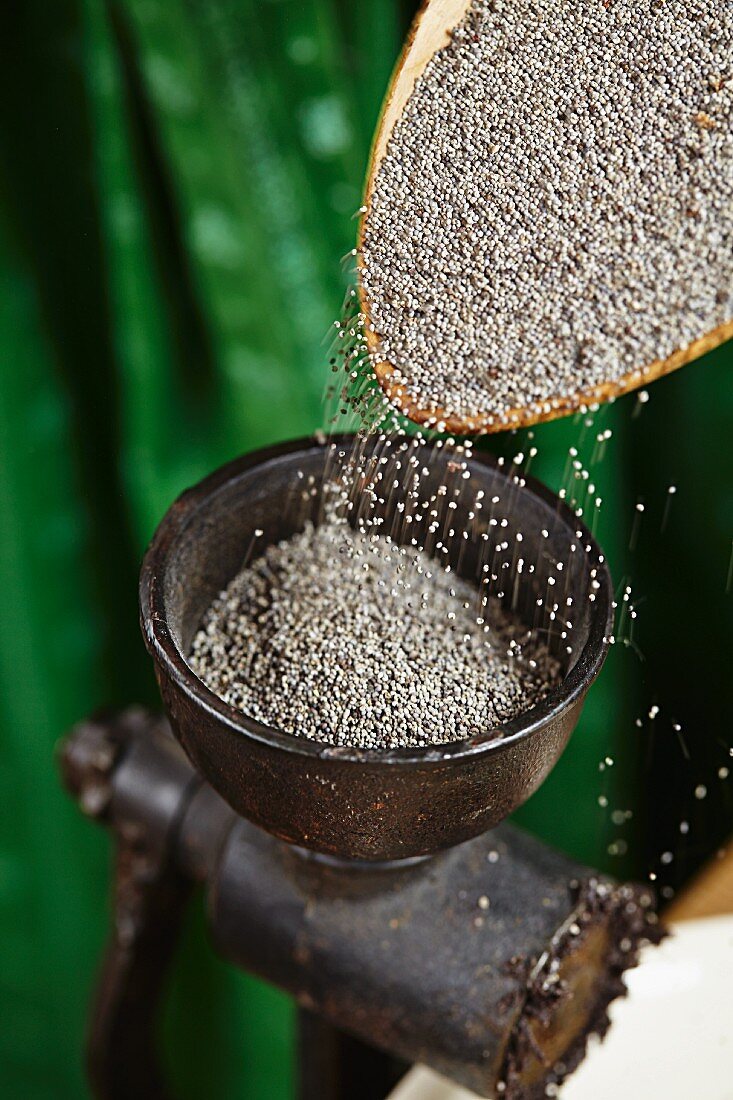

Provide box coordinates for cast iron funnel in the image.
[140,435,612,860]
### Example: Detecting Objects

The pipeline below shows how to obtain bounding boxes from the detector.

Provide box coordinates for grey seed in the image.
[189,521,560,751]
[361,0,733,423]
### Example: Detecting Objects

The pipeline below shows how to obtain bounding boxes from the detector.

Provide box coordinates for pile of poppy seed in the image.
[189,522,560,750]
[361,0,733,425]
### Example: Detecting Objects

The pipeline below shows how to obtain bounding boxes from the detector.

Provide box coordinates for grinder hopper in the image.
[139,434,613,862]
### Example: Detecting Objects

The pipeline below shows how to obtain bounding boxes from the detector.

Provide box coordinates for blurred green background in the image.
[1,1,731,1097]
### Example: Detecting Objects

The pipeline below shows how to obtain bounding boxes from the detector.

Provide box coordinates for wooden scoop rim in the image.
[357,0,733,436]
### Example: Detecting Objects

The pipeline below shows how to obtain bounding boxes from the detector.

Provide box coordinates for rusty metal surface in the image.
[139,435,613,860]
[297,1009,406,1100]
[61,711,660,1100]
[61,712,199,1100]
[212,809,658,1098]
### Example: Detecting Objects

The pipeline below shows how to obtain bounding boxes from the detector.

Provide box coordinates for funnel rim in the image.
[140,434,612,767]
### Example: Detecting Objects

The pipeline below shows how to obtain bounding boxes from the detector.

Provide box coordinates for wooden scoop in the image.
[357,0,733,436]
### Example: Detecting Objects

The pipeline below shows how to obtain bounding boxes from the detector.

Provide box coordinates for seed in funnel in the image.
[189,522,561,751]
